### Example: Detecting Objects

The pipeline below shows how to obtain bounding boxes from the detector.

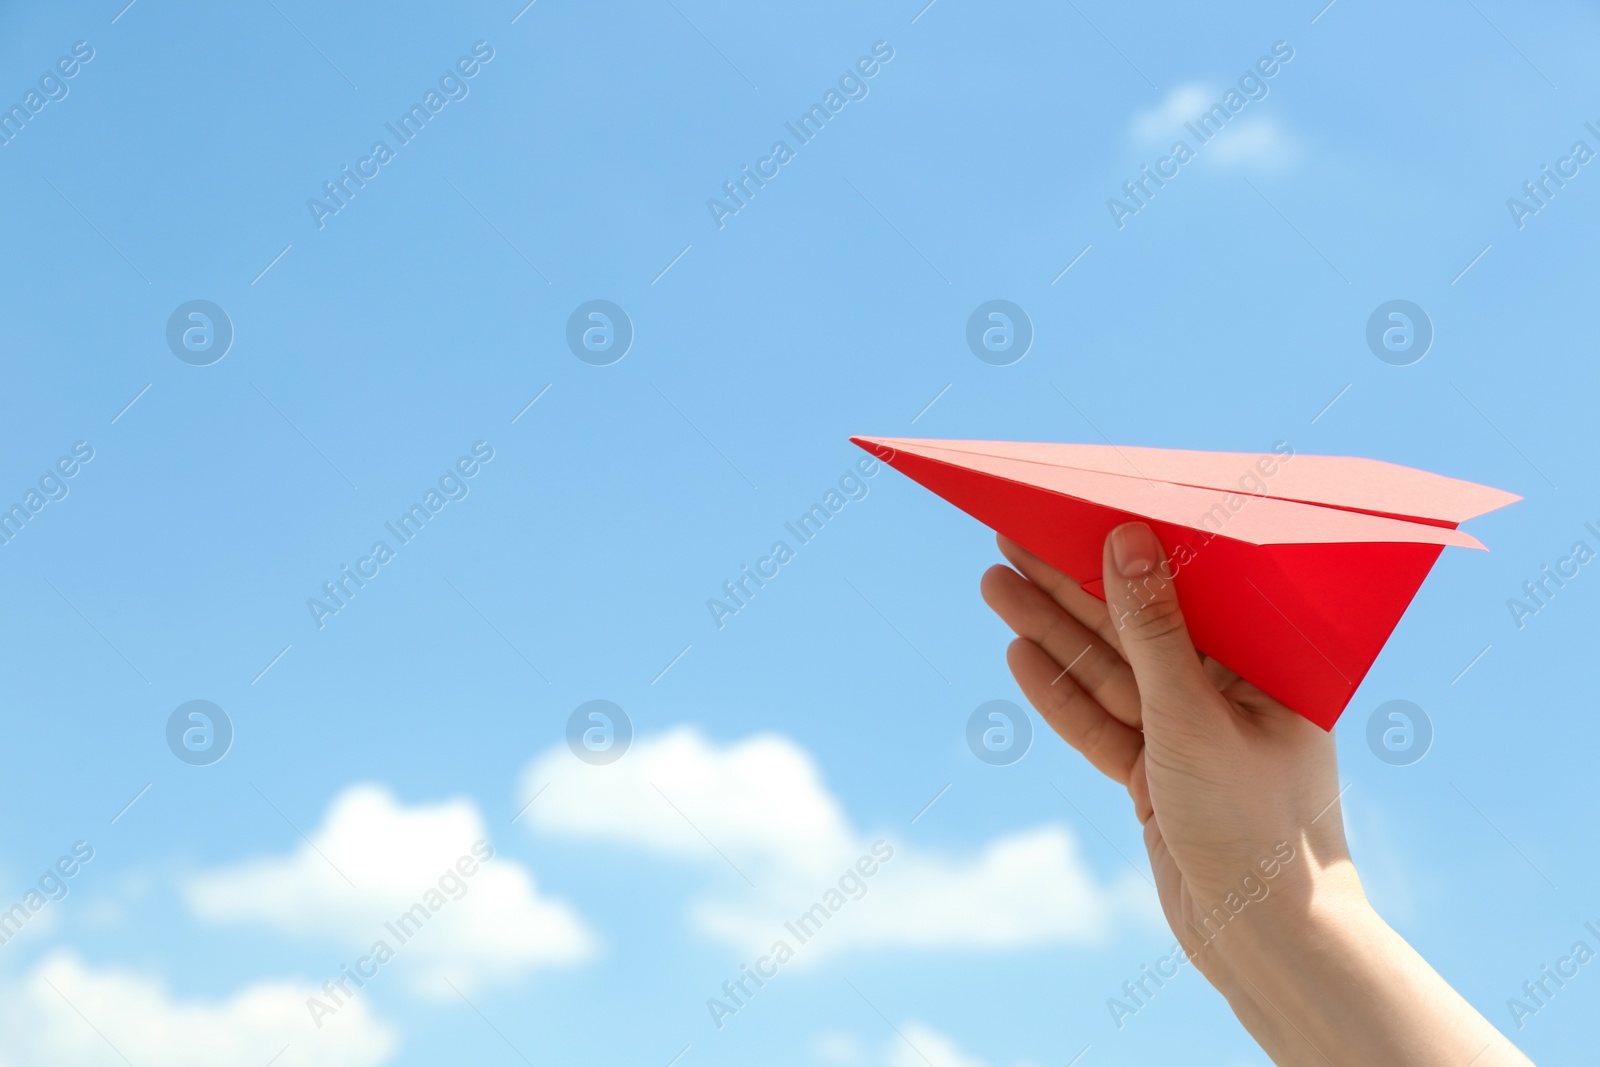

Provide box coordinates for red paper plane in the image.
[850,436,1519,730]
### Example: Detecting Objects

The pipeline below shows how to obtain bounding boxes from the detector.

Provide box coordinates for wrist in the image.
[1177,837,1368,977]
[1197,852,1376,1008]
[1194,861,1376,1062]
[1229,855,1371,969]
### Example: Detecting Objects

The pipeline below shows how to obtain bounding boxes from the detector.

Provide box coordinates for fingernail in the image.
[1111,522,1159,578]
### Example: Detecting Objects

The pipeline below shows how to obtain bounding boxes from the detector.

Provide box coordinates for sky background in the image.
[1,0,1598,1064]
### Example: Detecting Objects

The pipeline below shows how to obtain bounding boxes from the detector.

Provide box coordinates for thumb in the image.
[1102,522,1216,717]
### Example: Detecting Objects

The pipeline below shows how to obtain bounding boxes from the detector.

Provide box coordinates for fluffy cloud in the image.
[185,785,595,997]
[1129,83,1299,168]
[888,1023,1033,1067]
[522,727,855,881]
[1130,84,1216,142]
[519,728,1157,961]
[812,1023,1045,1067]
[813,1030,867,1062]
[1205,117,1298,167]
[0,952,394,1067]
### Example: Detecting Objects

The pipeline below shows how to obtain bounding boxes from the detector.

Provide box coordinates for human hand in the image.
[981,521,1533,1065]
[980,522,1351,981]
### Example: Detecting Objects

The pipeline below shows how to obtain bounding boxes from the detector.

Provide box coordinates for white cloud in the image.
[891,1024,995,1067]
[523,727,855,881]
[1205,117,1299,168]
[185,784,596,997]
[813,1023,1044,1067]
[813,1029,866,1062]
[1129,83,1300,169]
[519,727,1157,961]
[0,952,395,1067]
[1131,84,1217,142]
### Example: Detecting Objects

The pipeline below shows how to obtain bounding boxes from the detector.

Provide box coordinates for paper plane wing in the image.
[852,436,1519,730]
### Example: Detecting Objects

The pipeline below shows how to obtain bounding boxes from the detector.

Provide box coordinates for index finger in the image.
[997,534,1127,660]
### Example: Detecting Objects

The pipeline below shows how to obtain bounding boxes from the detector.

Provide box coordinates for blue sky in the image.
[1,0,1598,1063]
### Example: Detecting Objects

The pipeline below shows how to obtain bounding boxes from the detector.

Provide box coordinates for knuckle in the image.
[1035,606,1069,648]
[1076,701,1110,750]
[1094,617,1123,648]
[1039,669,1078,713]
[1117,587,1187,641]
[1073,642,1117,693]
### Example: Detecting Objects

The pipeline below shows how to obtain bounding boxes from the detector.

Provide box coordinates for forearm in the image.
[1212,863,1532,1066]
